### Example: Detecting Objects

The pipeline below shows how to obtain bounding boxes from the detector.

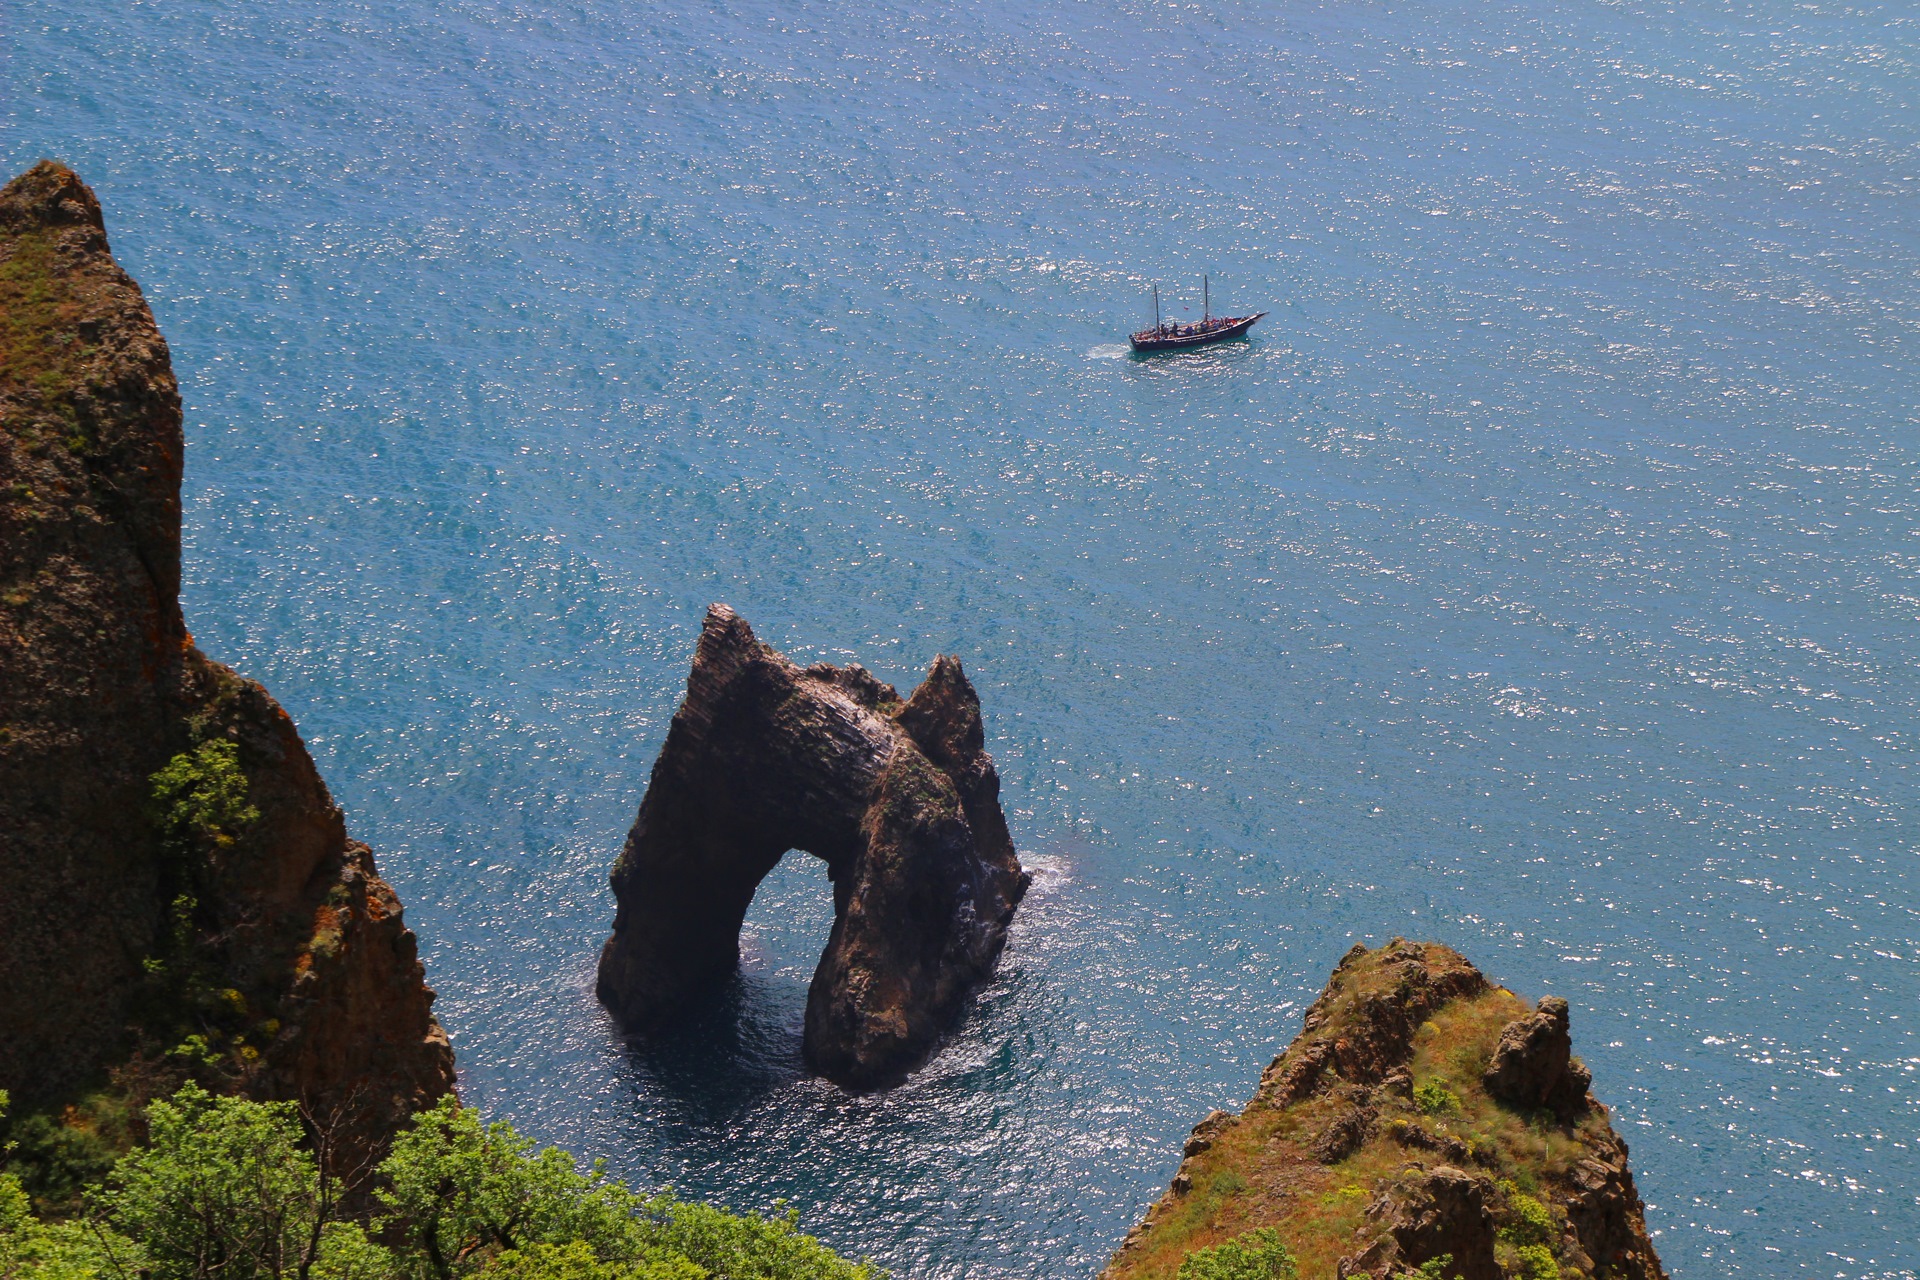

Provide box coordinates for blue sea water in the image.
[7,0,1919,1274]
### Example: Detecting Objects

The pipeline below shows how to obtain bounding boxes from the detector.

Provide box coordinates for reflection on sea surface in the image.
[10,0,1918,1272]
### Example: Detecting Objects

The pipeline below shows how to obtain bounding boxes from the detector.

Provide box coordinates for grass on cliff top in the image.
[1105,946,1611,1280]
[0,227,87,416]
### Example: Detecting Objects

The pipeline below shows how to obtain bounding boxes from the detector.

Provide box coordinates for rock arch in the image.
[595,605,1029,1089]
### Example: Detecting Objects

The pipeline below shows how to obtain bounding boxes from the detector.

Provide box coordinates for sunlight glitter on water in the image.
[9,0,1920,1274]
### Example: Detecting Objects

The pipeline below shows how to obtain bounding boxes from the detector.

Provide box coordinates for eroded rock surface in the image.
[1350,1165,1502,1280]
[0,161,453,1160]
[1483,996,1594,1121]
[1100,940,1667,1280]
[596,604,1028,1088]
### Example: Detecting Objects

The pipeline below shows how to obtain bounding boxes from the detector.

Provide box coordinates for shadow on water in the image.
[1124,337,1267,379]
[620,951,1044,1125]
[616,969,812,1122]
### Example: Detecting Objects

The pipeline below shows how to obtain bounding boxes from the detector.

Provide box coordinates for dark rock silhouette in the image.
[596,605,1028,1089]
[0,161,453,1161]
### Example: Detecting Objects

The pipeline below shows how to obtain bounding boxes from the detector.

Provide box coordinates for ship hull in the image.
[1129,312,1264,353]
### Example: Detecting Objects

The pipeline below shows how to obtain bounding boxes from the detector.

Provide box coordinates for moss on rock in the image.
[1099,942,1666,1280]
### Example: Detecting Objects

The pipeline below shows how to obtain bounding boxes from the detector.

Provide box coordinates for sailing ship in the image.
[1130,276,1264,353]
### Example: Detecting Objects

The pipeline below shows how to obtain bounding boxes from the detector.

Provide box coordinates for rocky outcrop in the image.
[1342,1164,1502,1280]
[0,161,453,1161]
[1483,997,1593,1121]
[596,605,1028,1089]
[1100,940,1666,1280]
[1259,943,1490,1108]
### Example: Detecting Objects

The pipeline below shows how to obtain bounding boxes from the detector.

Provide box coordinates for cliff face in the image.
[597,604,1029,1089]
[1102,941,1665,1280]
[0,161,453,1156]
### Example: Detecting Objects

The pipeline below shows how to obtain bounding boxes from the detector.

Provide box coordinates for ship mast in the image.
[1153,282,1160,331]
[1203,274,1209,323]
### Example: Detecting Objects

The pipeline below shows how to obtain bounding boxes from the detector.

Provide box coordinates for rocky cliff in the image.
[0,160,453,1163]
[1101,941,1665,1280]
[597,604,1029,1089]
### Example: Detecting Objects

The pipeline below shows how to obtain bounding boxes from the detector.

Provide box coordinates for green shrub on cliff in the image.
[1412,1080,1460,1117]
[1497,1188,1554,1247]
[1508,1244,1559,1280]
[0,1087,877,1280]
[150,739,260,868]
[1174,1228,1296,1280]
[129,742,274,1082]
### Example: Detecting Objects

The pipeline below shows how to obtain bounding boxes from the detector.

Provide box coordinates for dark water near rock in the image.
[8,0,1918,1275]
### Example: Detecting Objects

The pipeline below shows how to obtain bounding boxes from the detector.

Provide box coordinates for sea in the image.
[6,0,1916,1275]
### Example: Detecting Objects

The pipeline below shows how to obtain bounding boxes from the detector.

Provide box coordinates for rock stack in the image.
[597,604,1029,1089]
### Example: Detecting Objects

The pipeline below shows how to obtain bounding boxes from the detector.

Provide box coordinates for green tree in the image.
[481,1241,700,1280]
[376,1099,648,1280]
[627,1199,878,1280]
[2,1088,874,1280]
[2,1113,121,1220]
[93,1083,320,1280]
[305,1224,394,1280]
[1175,1228,1296,1280]
[0,1209,145,1280]
[138,738,262,1068]
[376,1100,878,1280]
[2,1090,143,1280]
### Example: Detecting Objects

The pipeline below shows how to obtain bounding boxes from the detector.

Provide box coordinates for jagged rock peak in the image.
[1483,996,1594,1121]
[1,157,109,231]
[596,603,1029,1089]
[1100,939,1666,1280]
[1,159,184,623]
[0,161,453,1163]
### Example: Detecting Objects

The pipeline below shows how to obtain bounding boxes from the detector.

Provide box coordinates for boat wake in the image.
[1085,343,1131,360]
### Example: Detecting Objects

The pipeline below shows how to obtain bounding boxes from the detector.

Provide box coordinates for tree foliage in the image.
[1,1092,144,1280]
[1175,1228,1296,1280]
[150,739,259,869]
[0,1089,877,1280]
[96,1084,317,1280]
[376,1099,651,1280]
